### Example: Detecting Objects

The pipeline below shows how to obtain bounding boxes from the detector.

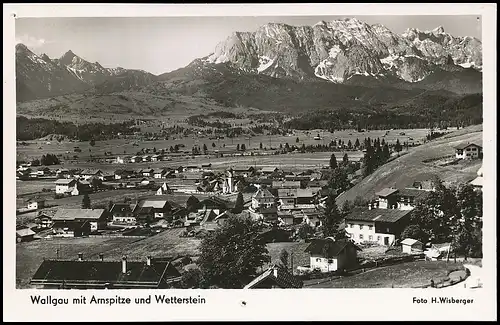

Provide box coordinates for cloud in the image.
[15,34,53,49]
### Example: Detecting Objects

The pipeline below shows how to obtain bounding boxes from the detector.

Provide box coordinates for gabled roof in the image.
[153,168,166,174]
[296,189,314,198]
[454,142,482,150]
[272,181,301,188]
[16,228,36,237]
[232,166,254,172]
[401,238,422,246]
[345,207,411,223]
[398,188,431,200]
[253,188,275,200]
[375,188,399,197]
[53,209,106,221]
[305,238,361,258]
[244,264,302,289]
[81,168,102,175]
[30,259,181,287]
[110,203,134,213]
[54,179,77,185]
[261,166,279,173]
[137,199,170,209]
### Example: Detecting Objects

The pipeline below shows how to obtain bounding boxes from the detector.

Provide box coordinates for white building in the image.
[454,143,482,160]
[304,238,361,273]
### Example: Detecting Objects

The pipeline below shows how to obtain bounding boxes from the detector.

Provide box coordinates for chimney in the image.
[122,256,127,274]
[368,203,372,210]
[99,253,104,261]
[78,253,83,261]
[146,255,152,266]
[273,265,279,278]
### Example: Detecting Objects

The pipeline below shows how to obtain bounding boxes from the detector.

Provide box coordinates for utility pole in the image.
[290,252,294,274]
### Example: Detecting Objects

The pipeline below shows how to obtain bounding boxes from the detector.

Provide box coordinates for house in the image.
[401,238,424,254]
[54,179,78,195]
[344,207,413,246]
[469,165,483,189]
[55,168,71,179]
[35,212,54,229]
[304,238,361,273]
[141,155,151,162]
[454,142,482,160]
[199,196,235,214]
[277,210,301,226]
[27,197,46,210]
[185,165,200,172]
[277,188,316,210]
[151,154,162,162]
[174,166,185,174]
[30,255,181,289]
[232,166,255,178]
[374,187,430,210]
[244,264,303,289]
[261,166,279,175]
[114,169,135,180]
[251,188,276,210]
[130,156,139,163]
[156,182,174,195]
[16,228,36,243]
[153,168,167,179]
[141,168,154,177]
[101,173,114,181]
[110,203,136,224]
[36,167,51,176]
[133,199,175,223]
[52,209,107,235]
[80,169,103,181]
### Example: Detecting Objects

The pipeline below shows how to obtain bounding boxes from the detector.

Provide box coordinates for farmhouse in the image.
[251,188,276,210]
[272,180,301,189]
[130,156,139,163]
[27,197,46,210]
[153,168,167,178]
[35,212,54,229]
[401,238,424,254]
[261,166,279,175]
[16,228,36,243]
[277,188,316,210]
[110,203,136,224]
[30,255,181,289]
[80,169,103,181]
[55,168,71,179]
[151,154,162,162]
[277,210,301,225]
[304,238,361,273]
[244,264,303,289]
[52,209,107,235]
[54,179,78,195]
[36,167,51,176]
[454,142,482,160]
[141,155,151,162]
[141,168,154,177]
[199,196,235,214]
[114,169,135,180]
[133,199,176,223]
[232,166,255,177]
[344,207,413,246]
[375,187,430,210]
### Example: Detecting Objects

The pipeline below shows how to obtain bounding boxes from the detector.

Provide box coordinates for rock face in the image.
[205,18,482,83]
[15,45,157,101]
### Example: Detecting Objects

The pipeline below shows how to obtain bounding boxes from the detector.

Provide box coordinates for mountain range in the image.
[15,18,482,117]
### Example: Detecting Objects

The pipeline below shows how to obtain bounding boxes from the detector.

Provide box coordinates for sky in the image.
[15,15,482,76]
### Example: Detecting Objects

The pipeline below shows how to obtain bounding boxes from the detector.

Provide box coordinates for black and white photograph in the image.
[3,3,497,322]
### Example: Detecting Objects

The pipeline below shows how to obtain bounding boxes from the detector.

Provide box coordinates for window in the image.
[377,236,381,241]
[349,223,354,228]
[359,225,364,230]
[369,235,373,241]
[327,259,334,264]
[466,148,471,151]
[316,258,321,262]
[359,234,364,240]
[368,225,373,230]
[471,147,477,151]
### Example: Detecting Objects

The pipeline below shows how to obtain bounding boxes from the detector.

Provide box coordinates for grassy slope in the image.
[336,124,483,205]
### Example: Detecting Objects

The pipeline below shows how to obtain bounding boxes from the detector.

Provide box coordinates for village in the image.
[15,134,483,289]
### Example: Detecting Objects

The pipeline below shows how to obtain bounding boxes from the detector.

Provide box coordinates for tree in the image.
[180,268,204,289]
[341,200,353,218]
[401,225,429,243]
[197,214,271,288]
[236,144,240,151]
[328,167,350,195]
[212,142,216,148]
[297,223,314,240]
[395,139,402,154]
[329,153,338,169]
[232,192,244,213]
[82,193,91,209]
[354,138,360,149]
[240,143,246,152]
[186,195,201,213]
[342,153,349,165]
[279,249,289,268]
[89,139,96,146]
[259,142,263,150]
[91,178,102,191]
[295,137,300,143]
[322,193,346,240]
[347,140,352,149]
[203,143,208,154]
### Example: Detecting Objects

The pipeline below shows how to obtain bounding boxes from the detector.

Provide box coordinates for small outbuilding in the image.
[401,238,424,254]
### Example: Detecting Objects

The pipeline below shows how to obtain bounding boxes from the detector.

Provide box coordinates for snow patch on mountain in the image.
[329,45,342,59]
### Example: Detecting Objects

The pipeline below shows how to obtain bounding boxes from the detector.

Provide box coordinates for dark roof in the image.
[253,188,275,199]
[453,142,482,150]
[244,264,302,289]
[81,168,102,175]
[30,259,181,287]
[110,203,134,213]
[398,188,431,200]
[304,238,361,258]
[375,188,399,197]
[345,207,411,223]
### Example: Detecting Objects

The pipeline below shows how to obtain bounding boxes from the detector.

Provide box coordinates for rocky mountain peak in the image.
[431,26,445,34]
[59,50,77,65]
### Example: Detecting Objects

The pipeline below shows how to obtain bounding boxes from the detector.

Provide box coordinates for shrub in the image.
[54,193,64,199]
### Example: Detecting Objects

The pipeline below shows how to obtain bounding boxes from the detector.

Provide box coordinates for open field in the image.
[16,127,433,162]
[337,124,482,205]
[16,236,140,288]
[306,260,465,288]
[16,179,56,196]
[98,228,201,261]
